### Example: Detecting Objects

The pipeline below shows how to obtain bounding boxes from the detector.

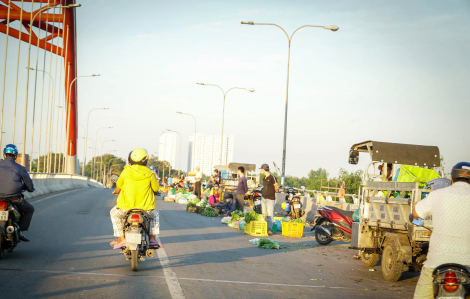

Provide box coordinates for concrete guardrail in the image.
[24,173,103,200]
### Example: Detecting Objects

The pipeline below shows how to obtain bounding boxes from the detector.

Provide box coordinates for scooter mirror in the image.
[409,213,424,226]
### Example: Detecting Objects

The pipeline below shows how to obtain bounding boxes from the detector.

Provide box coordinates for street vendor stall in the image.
[214,163,257,207]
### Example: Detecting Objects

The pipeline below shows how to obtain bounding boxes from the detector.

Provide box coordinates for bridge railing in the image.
[24,173,103,200]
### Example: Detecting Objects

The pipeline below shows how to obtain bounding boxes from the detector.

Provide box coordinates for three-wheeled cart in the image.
[348,141,447,281]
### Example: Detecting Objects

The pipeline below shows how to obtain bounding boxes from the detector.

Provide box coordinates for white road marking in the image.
[33,189,82,203]
[155,237,186,299]
[0,268,364,290]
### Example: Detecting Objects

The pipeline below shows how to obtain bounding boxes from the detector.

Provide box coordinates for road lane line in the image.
[155,237,186,299]
[32,189,83,203]
[2,268,398,292]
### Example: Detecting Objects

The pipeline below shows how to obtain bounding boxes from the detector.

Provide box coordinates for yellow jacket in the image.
[116,165,159,211]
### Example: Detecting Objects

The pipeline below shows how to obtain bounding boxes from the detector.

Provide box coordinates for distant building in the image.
[159,133,177,169]
[187,133,234,175]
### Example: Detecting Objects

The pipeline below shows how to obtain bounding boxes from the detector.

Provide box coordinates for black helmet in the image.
[451,162,470,182]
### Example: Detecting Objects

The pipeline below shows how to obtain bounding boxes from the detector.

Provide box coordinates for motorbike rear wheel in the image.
[382,242,403,281]
[360,251,380,267]
[314,228,332,245]
[131,250,138,271]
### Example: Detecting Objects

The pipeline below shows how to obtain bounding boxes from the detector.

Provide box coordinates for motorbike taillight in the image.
[0,200,8,210]
[254,193,259,197]
[443,272,458,292]
[130,214,141,222]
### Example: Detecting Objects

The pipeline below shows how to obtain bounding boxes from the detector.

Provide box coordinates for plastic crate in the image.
[281,222,305,238]
[244,221,268,236]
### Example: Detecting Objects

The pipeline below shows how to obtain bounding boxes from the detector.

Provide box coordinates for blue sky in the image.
[0,0,469,177]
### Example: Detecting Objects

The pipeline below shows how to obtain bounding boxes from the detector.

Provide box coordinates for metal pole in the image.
[0,0,12,150]
[240,22,338,186]
[220,94,226,165]
[196,84,253,166]
[94,127,112,180]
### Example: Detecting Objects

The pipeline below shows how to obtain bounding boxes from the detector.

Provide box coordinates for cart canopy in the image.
[349,141,440,167]
[228,163,256,172]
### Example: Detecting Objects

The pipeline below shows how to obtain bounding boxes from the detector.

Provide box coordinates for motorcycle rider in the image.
[0,144,35,242]
[109,148,160,247]
[412,162,470,299]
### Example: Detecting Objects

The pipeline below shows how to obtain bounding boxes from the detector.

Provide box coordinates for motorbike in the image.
[117,209,160,271]
[311,204,353,245]
[280,187,305,220]
[409,215,470,298]
[251,185,263,214]
[0,197,23,258]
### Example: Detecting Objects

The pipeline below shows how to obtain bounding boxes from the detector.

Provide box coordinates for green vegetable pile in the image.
[283,219,305,224]
[177,188,187,194]
[258,239,280,249]
[201,207,217,217]
[186,202,197,211]
[190,197,200,205]
[230,210,244,221]
[244,211,263,224]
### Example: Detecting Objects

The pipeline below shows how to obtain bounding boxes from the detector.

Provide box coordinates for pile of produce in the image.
[187,202,197,211]
[244,211,264,224]
[188,206,197,213]
[196,198,211,208]
[221,217,231,224]
[189,197,200,205]
[230,210,244,222]
[177,188,187,194]
[249,238,280,249]
[258,239,280,249]
[282,219,305,224]
[201,207,217,217]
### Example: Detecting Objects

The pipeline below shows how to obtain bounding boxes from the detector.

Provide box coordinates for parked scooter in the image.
[311,204,354,245]
[280,187,305,220]
[0,197,23,258]
[250,185,263,214]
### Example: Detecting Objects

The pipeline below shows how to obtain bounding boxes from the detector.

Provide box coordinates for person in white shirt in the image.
[412,162,470,299]
[194,167,202,199]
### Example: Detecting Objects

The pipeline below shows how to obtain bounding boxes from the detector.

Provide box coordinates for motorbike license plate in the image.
[125,232,141,244]
[254,200,261,206]
[0,211,8,221]
[293,204,301,209]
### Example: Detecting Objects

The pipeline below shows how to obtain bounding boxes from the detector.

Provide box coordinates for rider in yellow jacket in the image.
[110,148,160,247]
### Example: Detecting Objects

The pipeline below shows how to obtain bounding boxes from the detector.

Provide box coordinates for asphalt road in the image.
[0,188,421,298]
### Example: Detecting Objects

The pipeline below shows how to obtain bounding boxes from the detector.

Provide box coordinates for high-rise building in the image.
[187,133,234,175]
[159,133,177,169]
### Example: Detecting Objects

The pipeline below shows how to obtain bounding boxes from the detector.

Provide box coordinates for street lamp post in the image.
[166,129,181,176]
[196,83,254,165]
[82,108,108,176]
[89,147,100,180]
[241,21,339,186]
[94,127,112,178]
[176,112,196,171]
[81,137,93,176]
